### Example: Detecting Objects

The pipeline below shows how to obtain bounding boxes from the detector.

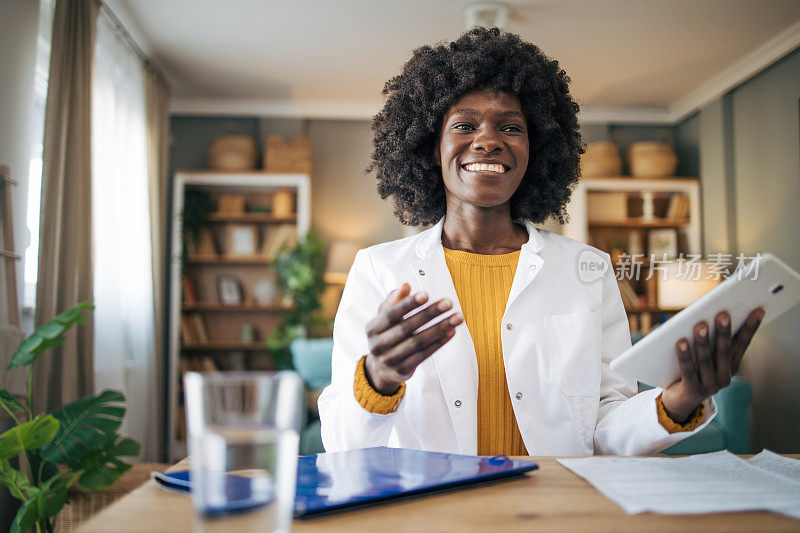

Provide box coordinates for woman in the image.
[318,28,763,456]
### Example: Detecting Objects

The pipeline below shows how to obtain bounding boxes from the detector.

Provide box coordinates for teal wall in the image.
[720,47,800,453]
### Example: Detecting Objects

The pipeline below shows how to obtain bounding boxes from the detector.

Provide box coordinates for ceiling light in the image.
[463,1,510,31]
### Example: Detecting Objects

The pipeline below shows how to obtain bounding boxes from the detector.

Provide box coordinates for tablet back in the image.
[609,253,800,388]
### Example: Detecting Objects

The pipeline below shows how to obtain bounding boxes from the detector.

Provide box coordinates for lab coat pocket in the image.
[544,311,602,397]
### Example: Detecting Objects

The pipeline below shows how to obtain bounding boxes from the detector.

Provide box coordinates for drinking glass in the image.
[184,371,303,533]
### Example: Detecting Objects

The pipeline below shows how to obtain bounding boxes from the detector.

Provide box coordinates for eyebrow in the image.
[451,108,525,119]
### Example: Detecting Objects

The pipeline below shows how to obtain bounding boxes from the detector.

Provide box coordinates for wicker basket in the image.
[55,462,170,532]
[628,131,678,177]
[207,135,258,170]
[580,141,622,177]
[263,136,312,174]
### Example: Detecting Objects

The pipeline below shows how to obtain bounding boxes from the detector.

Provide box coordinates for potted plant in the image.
[181,188,214,259]
[266,232,327,369]
[0,302,140,533]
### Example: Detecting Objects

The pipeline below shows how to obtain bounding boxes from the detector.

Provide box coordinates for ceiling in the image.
[111,0,800,122]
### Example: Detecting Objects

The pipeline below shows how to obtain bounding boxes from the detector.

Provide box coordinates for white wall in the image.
[0,0,39,327]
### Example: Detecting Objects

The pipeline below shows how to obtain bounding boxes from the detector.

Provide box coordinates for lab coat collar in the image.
[414,217,545,259]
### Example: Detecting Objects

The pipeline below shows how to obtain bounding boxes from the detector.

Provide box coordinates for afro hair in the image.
[369,27,584,227]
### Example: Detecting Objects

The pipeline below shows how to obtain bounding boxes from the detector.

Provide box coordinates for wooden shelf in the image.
[181,342,269,351]
[580,176,699,185]
[182,302,287,312]
[589,218,690,228]
[205,213,297,223]
[185,256,273,265]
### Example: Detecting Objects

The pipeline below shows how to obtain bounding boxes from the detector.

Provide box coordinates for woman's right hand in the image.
[364,283,464,395]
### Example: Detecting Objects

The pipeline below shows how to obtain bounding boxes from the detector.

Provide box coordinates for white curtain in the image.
[92,10,158,460]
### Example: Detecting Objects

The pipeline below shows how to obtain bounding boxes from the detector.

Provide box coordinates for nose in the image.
[471,128,502,153]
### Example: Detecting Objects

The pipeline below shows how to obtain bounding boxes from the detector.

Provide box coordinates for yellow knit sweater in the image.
[352,247,704,453]
[443,247,527,455]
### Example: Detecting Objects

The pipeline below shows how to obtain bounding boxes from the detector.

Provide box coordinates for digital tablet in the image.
[609,253,800,388]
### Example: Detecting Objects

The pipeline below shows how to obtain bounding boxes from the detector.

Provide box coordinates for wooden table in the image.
[77,456,800,532]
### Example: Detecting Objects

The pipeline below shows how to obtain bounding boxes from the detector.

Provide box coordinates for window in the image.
[22,0,54,309]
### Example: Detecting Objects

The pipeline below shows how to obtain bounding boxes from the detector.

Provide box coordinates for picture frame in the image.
[216,275,243,305]
[226,224,258,257]
[647,228,678,259]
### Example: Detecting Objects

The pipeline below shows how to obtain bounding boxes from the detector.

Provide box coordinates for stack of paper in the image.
[558,450,800,519]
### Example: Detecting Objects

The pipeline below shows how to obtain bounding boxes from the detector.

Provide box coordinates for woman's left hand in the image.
[661,307,765,423]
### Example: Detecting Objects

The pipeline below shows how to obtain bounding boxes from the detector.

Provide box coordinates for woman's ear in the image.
[433,142,441,167]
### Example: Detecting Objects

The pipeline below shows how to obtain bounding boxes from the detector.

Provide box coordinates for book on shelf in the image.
[179,315,197,345]
[190,313,209,344]
[646,273,658,308]
[617,279,642,309]
[260,223,297,259]
[665,194,690,220]
[187,229,218,259]
[180,313,209,345]
[182,277,197,304]
[197,356,217,371]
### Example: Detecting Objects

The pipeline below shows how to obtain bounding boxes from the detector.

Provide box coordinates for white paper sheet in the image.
[558,451,800,518]
[746,450,800,519]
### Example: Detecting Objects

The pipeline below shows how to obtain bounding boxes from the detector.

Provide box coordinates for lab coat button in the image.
[418,269,425,276]
[515,392,523,400]
[505,323,513,331]
[454,400,461,407]
[529,264,536,271]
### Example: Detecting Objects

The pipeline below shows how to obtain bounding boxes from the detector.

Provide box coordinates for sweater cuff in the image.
[353,356,405,414]
[656,393,705,433]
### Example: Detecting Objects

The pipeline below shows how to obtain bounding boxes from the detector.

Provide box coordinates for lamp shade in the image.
[657,261,721,309]
[324,241,362,285]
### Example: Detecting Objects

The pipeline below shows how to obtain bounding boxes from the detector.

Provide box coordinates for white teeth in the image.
[465,163,505,173]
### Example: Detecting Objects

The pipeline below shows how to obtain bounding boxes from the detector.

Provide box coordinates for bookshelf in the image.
[563,176,703,340]
[167,171,311,460]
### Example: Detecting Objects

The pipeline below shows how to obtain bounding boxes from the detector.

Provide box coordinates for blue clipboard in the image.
[153,446,538,517]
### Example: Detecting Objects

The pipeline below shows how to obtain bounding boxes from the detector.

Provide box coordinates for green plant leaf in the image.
[0,458,37,500]
[75,434,139,491]
[0,416,60,459]
[0,386,25,413]
[14,334,43,356]
[54,301,94,325]
[34,320,66,340]
[112,437,140,457]
[8,301,93,370]
[9,474,68,533]
[42,390,126,464]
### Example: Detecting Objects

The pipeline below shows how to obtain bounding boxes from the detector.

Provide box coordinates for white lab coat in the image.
[318,218,715,456]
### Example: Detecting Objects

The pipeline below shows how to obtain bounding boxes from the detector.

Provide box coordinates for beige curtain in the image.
[145,63,170,457]
[34,0,98,412]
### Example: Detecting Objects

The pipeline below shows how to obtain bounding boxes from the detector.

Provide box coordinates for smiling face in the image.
[435,89,529,213]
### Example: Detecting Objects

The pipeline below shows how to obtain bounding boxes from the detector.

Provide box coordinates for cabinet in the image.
[167,171,311,460]
[563,176,703,339]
